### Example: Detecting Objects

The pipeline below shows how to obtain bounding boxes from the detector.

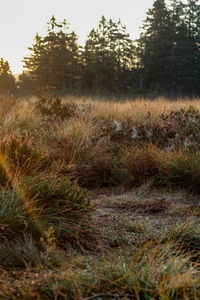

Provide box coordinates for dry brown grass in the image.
[67,96,200,122]
[0,95,200,298]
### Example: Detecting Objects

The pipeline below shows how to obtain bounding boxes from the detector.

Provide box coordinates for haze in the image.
[0,0,156,74]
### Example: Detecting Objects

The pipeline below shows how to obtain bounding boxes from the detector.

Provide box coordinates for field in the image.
[1,91,200,299]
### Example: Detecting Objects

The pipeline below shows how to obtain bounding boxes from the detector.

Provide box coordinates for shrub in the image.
[36,86,77,120]
[78,155,129,187]
[0,175,91,249]
[95,106,200,150]
[0,133,49,174]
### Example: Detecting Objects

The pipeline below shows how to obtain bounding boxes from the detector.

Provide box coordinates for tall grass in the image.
[70,96,200,122]
[1,93,200,298]
[2,94,200,188]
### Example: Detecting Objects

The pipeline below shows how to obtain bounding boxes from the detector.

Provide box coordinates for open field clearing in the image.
[1,92,200,298]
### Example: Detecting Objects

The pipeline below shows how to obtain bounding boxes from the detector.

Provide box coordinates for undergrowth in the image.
[0,93,200,298]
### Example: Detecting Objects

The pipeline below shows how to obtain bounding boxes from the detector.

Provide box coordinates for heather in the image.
[0,94,199,299]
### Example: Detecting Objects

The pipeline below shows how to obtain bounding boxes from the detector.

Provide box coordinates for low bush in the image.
[0,175,91,252]
[94,106,200,150]
[0,133,49,175]
[36,86,77,120]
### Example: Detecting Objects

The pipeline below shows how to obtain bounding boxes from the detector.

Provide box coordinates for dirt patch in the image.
[89,188,200,251]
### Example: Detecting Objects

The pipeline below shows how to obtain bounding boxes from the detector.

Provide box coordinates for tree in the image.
[184,0,200,94]
[23,16,81,93]
[83,16,135,92]
[18,71,34,95]
[0,58,17,95]
[137,0,173,94]
[137,0,200,96]
[168,0,200,95]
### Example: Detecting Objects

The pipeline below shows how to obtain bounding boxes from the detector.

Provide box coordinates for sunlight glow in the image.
[0,0,155,74]
[0,148,44,236]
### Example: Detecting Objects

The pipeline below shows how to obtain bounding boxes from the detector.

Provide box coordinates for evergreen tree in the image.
[137,0,200,96]
[21,1,200,96]
[18,71,34,95]
[83,16,135,92]
[0,58,17,95]
[23,16,80,92]
[137,0,173,94]
[184,0,200,93]
[169,0,200,94]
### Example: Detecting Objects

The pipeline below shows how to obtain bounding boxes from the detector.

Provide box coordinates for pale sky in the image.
[0,0,156,74]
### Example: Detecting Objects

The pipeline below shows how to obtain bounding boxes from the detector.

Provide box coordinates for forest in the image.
[1,0,200,97]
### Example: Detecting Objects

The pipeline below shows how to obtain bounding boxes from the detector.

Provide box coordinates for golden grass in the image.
[65,96,200,122]
[4,95,200,133]
[0,95,200,298]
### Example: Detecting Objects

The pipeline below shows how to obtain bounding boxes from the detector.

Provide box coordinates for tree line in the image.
[1,0,200,97]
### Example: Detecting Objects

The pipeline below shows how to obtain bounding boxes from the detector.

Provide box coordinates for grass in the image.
[1,92,200,298]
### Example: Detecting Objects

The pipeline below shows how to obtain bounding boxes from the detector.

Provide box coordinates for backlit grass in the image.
[0,93,200,298]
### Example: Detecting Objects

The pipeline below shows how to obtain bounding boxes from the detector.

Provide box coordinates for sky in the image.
[0,0,156,74]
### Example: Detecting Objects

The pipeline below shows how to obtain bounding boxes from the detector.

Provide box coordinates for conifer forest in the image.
[2,0,200,97]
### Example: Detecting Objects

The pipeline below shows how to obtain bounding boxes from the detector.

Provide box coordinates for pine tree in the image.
[167,0,200,94]
[18,71,34,95]
[137,0,200,96]
[137,0,173,94]
[23,16,80,93]
[0,58,17,95]
[83,16,135,92]
[168,0,187,95]
[184,0,200,93]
